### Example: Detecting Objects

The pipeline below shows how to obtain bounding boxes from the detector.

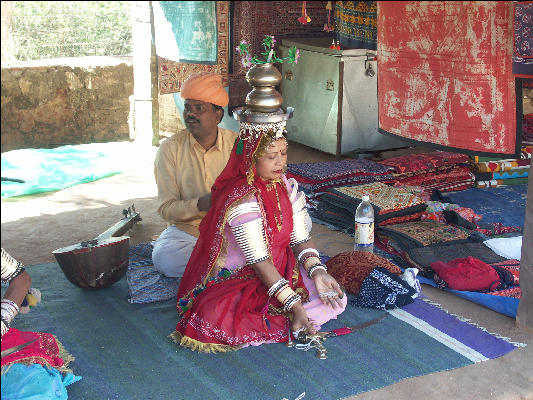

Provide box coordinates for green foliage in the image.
[11,1,132,61]
[236,35,299,67]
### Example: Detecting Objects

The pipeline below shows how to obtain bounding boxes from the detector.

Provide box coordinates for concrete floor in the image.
[1,140,532,399]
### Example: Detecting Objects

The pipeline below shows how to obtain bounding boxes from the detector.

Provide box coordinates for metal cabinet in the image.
[279,37,405,157]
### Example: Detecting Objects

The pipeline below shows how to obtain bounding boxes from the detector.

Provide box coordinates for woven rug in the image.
[392,166,475,193]
[402,242,509,279]
[316,182,427,227]
[288,159,392,182]
[377,220,477,250]
[475,177,529,189]
[377,2,518,156]
[444,184,528,228]
[126,243,179,304]
[473,159,531,173]
[373,182,528,318]
[287,159,395,199]
[377,151,470,174]
[4,262,522,400]
[474,167,530,181]
[366,247,522,319]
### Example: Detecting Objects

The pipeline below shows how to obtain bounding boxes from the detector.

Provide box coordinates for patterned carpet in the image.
[3,262,522,400]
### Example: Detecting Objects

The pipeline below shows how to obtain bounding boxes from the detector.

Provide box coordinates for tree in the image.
[11,1,133,61]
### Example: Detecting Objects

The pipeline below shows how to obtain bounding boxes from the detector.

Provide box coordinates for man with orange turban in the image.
[153,73,237,277]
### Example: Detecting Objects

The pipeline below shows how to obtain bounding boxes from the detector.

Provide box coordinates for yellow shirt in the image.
[154,127,238,228]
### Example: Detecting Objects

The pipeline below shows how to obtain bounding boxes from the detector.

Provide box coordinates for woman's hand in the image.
[290,303,317,337]
[313,271,344,309]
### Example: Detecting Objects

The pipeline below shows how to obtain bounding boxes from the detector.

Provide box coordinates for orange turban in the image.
[180,73,229,107]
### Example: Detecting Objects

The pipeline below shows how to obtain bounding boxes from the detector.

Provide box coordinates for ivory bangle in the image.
[276,285,295,305]
[268,278,288,297]
[283,294,302,312]
[308,264,327,279]
[290,207,311,246]
[1,248,25,284]
[1,318,9,336]
[1,298,19,325]
[297,248,320,263]
[230,217,270,265]
[303,256,321,271]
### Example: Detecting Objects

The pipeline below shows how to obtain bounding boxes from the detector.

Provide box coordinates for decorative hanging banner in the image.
[334,1,377,50]
[157,1,230,94]
[324,1,334,32]
[378,2,518,156]
[298,1,311,25]
[513,2,533,77]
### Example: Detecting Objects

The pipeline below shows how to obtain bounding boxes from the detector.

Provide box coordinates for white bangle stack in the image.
[307,263,327,279]
[1,298,20,337]
[290,193,311,246]
[268,278,289,297]
[283,294,302,312]
[267,279,302,313]
[296,248,320,264]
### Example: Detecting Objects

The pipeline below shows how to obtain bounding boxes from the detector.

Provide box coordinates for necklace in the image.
[266,179,283,232]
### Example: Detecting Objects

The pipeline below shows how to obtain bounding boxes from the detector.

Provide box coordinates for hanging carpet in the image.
[377,2,519,156]
[157,1,231,94]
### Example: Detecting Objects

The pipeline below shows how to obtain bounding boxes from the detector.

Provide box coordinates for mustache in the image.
[186,117,199,123]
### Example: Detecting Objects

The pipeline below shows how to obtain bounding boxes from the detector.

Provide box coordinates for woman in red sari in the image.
[171,120,346,353]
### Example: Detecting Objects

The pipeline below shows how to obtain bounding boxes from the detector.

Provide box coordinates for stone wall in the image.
[158,92,184,140]
[1,56,134,151]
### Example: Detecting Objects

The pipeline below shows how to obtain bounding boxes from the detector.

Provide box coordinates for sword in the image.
[289,313,387,359]
[1,338,38,358]
[318,313,388,339]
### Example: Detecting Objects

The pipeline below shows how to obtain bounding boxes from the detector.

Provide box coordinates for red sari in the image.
[172,132,309,353]
[1,328,73,373]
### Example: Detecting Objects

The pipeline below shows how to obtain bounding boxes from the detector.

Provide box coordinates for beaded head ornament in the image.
[236,120,288,184]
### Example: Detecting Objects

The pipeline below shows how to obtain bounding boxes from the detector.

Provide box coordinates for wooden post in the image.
[149,1,159,146]
[1,1,15,63]
[131,1,154,147]
[517,158,533,333]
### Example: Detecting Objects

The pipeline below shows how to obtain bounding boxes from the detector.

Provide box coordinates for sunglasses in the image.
[184,103,209,114]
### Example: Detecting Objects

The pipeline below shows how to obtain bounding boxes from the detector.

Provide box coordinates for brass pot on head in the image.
[245,63,283,113]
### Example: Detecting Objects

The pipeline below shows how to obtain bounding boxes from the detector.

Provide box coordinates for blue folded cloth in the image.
[350,267,416,310]
[1,363,81,399]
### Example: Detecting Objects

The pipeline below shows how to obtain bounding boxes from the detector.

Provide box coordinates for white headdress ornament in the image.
[238,121,287,141]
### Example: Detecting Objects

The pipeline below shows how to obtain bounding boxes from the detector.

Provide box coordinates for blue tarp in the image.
[1,142,150,198]
[417,275,520,318]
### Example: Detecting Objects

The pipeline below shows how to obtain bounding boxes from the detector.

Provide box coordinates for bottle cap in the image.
[362,195,369,201]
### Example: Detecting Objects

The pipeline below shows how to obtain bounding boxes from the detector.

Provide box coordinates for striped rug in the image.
[3,262,522,400]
